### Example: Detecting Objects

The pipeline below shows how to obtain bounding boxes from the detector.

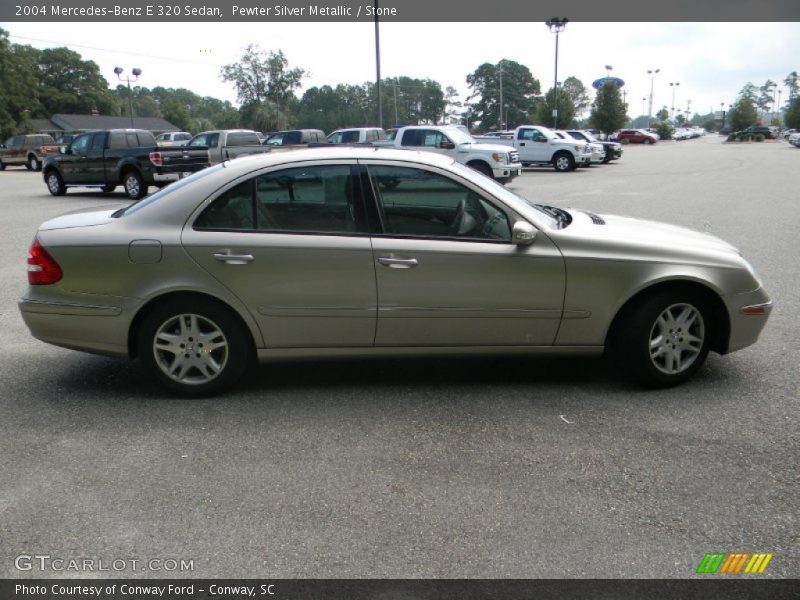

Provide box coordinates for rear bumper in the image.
[18,297,130,358]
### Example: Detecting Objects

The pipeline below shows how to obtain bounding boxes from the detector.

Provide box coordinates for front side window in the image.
[156,133,168,141]
[194,165,364,234]
[70,135,91,155]
[519,128,545,142]
[367,165,511,242]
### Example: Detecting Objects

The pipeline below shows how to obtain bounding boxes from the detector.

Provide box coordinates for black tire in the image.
[138,298,252,397]
[28,155,42,171]
[0,159,5,171]
[45,170,66,196]
[553,152,575,172]
[645,138,654,145]
[122,170,147,200]
[101,184,116,193]
[613,291,712,388]
[468,161,494,179]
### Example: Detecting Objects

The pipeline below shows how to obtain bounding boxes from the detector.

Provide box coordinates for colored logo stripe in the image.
[696,552,773,574]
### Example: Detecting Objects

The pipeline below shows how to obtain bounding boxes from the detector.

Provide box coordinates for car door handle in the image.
[213,251,254,264]
[378,257,418,268]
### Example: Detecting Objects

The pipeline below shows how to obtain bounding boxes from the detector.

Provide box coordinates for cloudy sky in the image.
[2,21,798,120]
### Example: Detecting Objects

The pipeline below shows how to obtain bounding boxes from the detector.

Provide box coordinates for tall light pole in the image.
[720,102,726,130]
[686,99,692,124]
[647,68,660,127]
[499,63,504,130]
[114,66,141,128]
[374,0,382,128]
[669,82,679,120]
[642,97,647,119]
[545,17,568,129]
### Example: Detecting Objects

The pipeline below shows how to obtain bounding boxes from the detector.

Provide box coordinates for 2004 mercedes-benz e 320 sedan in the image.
[20,148,772,396]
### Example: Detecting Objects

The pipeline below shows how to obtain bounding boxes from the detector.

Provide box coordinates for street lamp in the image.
[647,68,660,126]
[720,102,726,130]
[669,82,680,120]
[374,0,382,128]
[545,17,568,129]
[114,67,141,128]
[642,97,647,119]
[686,99,692,123]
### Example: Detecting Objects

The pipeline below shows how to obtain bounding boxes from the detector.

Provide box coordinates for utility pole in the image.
[374,0,382,128]
[647,68,660,127]
[114,67,142,128]
[545,17,568,129]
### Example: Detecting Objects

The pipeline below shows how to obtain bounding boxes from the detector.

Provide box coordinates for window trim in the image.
[359,160,518,245]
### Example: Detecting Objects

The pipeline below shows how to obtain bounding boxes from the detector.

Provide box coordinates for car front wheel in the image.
[617,292,711,387]
[138,299,252,396]
[29,155,42,171]
[553,152,575,172]
[45,171,66,196]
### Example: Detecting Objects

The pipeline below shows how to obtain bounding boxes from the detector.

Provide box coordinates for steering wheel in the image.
[450,199,466,235]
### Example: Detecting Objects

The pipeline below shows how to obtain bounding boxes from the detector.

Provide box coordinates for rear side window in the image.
[194,165,365,234]
[109,132,126,148]
[340,130,360,143]
[177,133,191,141]
[91,133,105,151]
[137,132,156,146]
[227,132,259,146]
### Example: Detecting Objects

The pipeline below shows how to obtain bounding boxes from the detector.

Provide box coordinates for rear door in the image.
[181,160,377,348]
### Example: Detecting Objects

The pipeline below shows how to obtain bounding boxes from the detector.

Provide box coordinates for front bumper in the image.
[493,162,523,181]
[724,287,773,353]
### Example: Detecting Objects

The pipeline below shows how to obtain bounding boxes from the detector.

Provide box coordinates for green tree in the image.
[466,59,540,130]
[784,96,800,129]
[536,86,574,128]
[728,94,758,131]
[220,45,305,128]
[783,71,798,106]
[562,76,590,120]
[757,79,776,116]
[589,81,627,134]
[656,107,669,121]
[443,86,462,124]
[35,47,117,115]
[0,29,40,137]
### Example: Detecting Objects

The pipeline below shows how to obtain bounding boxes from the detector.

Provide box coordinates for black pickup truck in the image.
[42,129,210,200]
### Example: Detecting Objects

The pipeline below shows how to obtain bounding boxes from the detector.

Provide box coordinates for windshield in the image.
[444,127,476,145]
[114,164,225,217]
[448,162,560,228]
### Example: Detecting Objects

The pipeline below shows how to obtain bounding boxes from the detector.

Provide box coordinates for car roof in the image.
[218,147,456,175]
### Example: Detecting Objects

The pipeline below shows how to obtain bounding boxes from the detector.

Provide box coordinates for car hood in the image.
[599,213,738,253]
[38,207,119,231]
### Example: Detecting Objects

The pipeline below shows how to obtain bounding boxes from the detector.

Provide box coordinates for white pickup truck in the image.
[475,125,592,172]
[374,125,522,182]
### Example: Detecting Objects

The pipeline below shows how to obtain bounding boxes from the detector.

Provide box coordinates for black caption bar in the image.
[1,0,800,21]
[3,579,800,600]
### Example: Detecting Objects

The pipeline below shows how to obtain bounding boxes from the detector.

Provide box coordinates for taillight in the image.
[27,237,62,285]
[149,151,163,166]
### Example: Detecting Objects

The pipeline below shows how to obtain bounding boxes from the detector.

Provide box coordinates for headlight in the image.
[491,152,507,164]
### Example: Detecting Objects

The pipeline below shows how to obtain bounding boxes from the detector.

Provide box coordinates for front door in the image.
[515,127,549,162]
[181,161,377,348]
[362,162,565,347]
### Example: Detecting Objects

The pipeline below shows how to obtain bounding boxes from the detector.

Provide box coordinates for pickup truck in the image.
[155,131,192,147]
[42,129,210,200]
[373,125,522,182]
[263,129,327,151]
[475,125,592,172]
[327,127,386,144]
[186,129,270,165]
[0,133,57,171]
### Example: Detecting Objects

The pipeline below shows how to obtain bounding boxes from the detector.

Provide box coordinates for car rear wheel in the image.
[468,161,493,179]
[0,159,5,170]
[553,152,575,172]
[28,155,42,171]
[45,171,66,196]
[616,292,711,387]
[123,171,147,200]
[138,299,252,397]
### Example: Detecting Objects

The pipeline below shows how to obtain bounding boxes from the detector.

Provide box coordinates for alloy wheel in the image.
[152,313,229,385]
[648,303,705,375]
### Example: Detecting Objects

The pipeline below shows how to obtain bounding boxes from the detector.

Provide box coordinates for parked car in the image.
[327,127,386,144]
[562,130,622,163]
[186,129,269,165]
[615,129,659,144]
[19,147,772,396]
[155,131,193,147]
[780,128,796,139]
[375,125,522,181]
[673,128,693,141]
[475,125,592,172]
[736,126,775,139]
[263,129,327,149]
[788,132,800,147]
[0,133,57,171]
[555,131,605,165]
[42,129,210,199]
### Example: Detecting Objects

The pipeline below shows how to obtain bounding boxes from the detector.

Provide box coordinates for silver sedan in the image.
[19,148,772,396]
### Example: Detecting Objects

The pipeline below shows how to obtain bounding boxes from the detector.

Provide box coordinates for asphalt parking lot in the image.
[0,136,797,578]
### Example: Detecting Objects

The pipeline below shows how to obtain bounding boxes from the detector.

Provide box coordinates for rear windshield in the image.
[115,164,225,217]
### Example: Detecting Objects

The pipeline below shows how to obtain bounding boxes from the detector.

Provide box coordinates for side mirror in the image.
[512,221,536,246]
[439,140,455,149]
[59,146,68,155]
